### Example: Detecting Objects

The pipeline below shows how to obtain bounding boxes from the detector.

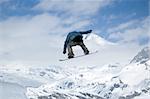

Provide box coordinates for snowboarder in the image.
[63,30,92,58]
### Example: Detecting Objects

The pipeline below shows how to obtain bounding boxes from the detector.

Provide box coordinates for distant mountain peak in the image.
[130,47,150,64]
[85,33,113,46]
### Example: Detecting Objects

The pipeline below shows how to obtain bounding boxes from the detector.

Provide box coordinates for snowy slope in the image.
[26,47,150,99]
[130,47,150,64]
[84,33,114,48]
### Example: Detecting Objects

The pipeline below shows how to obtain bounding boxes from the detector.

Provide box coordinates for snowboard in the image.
[59,50,98,61]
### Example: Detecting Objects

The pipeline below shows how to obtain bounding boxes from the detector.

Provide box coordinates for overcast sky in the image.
[0,0,149,65]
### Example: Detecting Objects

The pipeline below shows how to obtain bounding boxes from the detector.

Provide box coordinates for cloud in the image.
[34,0,113,16]
[0,13,92,37]
[0,0,9,4]
[0,12,95,64]
[107,12,137,22]
[0,14,62,64]
[0,0,115,35]
[108,17,150,45]
[107,20,139,33]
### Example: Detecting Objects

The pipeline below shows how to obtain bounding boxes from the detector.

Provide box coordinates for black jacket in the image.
[63,30,92,53]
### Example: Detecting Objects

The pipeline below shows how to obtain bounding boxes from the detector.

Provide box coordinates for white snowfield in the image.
[0,34,150,99]
[25,60,150,99]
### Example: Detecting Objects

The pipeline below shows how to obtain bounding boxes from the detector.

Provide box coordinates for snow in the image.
[25,60,150,99]
[120,63,150,86]
[0,81,27,99]
[0,34,150,99]
[134,95,150,99]
[84,33,114,46]
[130,47,150,63]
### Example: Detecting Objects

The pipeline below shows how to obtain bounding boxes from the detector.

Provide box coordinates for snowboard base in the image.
[59,50,98,61]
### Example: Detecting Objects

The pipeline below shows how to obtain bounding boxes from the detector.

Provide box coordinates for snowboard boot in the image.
[68,55,74,59]
[68,52,74,59]
[84,50,89,55]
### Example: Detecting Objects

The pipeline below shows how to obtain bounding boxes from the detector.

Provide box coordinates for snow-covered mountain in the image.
[84,33,114,46]
[25,47,150,99]
[130,47,150,64]
[0,34,149,99]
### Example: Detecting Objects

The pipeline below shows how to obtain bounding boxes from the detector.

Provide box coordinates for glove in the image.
[63,50,66,54]
[88,30,92,33]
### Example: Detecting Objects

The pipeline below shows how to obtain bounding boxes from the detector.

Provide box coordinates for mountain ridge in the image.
[130,46,150,64]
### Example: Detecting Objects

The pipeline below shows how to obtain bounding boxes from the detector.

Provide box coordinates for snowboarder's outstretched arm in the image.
[79,30,92,34]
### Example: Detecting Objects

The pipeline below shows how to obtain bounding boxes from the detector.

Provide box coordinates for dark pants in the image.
[67,41,89,58]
